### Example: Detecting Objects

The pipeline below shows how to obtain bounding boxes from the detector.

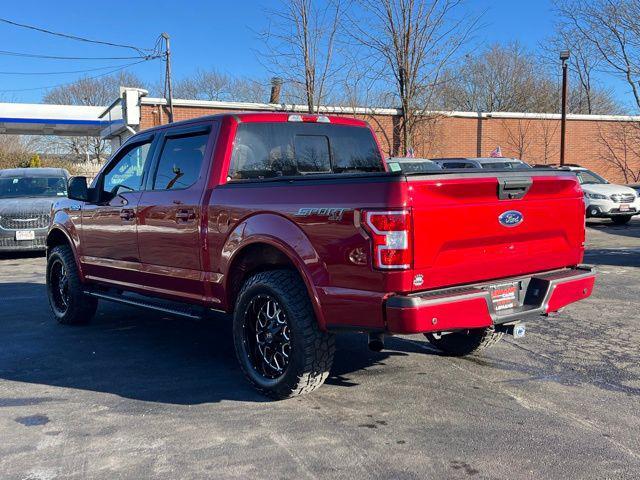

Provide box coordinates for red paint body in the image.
[50,113,596,334]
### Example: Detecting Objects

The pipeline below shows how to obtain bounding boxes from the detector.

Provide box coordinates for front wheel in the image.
[46,245,98,325]
[425,326,503,356]
[611,215,633,225]
[233,270,335,399]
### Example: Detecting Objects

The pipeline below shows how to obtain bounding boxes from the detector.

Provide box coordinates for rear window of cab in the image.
[228,122,384,180]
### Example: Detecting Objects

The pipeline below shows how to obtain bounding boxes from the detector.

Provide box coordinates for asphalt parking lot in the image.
[0,219,639,479]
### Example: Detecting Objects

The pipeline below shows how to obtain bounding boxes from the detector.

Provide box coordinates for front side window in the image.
[0,176,67,198]
[103,142,151,194]
[152,133,208,190]
[228,122,384,180]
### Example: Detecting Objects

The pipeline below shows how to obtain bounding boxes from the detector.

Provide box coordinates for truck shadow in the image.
[584,248,640,268]
[0,251,46,260]
[0,282,403,405]
[586,219,640,240]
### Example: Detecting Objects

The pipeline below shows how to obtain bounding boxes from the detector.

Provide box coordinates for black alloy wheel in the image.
[243,294,292,379]
[49,257,70,315]
[46,245,98,325]
[232,269,335,399]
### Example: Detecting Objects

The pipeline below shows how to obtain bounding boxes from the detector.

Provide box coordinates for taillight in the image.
[361,209,412,270]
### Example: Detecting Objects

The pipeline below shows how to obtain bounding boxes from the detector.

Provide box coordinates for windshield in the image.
[575,170,607,185]
[0,176,67,199]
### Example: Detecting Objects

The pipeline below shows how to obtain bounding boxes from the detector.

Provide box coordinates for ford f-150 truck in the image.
[46,112,596,398]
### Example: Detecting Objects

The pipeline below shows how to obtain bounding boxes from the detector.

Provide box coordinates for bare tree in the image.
[597,121,640,182]
[42,71,146,161]
[439,43,559,113]
[543,24,620,114]
[344,0,479,154]
[555,0,640,111]
[0,135,36,170]
[538,119,561,163]
[170,69,269,102]
[498,119,534,160]
[260,0,342,113]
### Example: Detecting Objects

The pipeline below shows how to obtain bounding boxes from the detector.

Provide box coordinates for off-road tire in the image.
[46,245,98,325]
[612,215,632,225]
[425,326,503,356]
[233,269,335,399]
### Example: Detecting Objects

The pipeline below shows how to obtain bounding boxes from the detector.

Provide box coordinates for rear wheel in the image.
[46,245,97,325]
[233,270,335,399]
[611,215,632,225]
[425,326,503,356]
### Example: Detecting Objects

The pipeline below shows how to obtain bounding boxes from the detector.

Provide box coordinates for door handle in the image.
[119,209,136,221]
[497,177,532,200]
[175,209,196,222]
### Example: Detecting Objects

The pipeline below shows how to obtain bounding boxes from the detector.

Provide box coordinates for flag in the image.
[406,147,415,158]
[490,146,503,158]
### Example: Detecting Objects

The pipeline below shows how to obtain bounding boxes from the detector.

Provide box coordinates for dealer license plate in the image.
[15,230,35,241]
[490,282,519,311]
[619,204,630,211]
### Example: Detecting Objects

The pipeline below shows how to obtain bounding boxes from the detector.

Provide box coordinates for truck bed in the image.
[209,167,586,330]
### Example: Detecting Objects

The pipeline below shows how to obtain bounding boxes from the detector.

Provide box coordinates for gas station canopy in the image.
[0,102,106,137]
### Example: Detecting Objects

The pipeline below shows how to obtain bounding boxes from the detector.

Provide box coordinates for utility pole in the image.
[83,97,90,162]
[560,50,570,166]
[162,32,174,123]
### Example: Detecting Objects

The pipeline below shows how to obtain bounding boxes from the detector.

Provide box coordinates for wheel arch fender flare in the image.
[221,213,329,329]
[46,225,84,281]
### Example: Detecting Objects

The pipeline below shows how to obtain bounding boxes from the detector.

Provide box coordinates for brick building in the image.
[102,90,640,184]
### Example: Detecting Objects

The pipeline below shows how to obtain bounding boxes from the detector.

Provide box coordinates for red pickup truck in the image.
[46,112,595,398]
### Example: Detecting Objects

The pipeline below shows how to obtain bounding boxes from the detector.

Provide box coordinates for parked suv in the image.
[46,113,595,398]
[432,157,531,170]
[0,168,69,252]
[561,166,639,224]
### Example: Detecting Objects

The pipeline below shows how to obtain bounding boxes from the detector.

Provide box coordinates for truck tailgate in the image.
[408,172,585,290]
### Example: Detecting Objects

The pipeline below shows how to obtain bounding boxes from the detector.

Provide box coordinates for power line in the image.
[0,49,151,60]
[0,58,159,93]
[0,17,152,56]
[0,58,161,75]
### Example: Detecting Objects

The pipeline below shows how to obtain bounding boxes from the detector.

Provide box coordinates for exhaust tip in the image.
[368,333,385,352]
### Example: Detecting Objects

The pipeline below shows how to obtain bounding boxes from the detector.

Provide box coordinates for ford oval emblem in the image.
[499,210,523,227]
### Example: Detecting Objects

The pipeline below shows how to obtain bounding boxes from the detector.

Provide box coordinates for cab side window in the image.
[103,142,152,194]
[152,133,209,190]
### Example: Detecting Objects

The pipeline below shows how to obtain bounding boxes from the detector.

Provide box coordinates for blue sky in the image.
[0,0,627,106]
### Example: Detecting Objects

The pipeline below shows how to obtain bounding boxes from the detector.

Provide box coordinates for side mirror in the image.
[67,176,89,201]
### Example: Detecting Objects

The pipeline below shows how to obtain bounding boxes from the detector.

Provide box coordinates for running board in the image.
[84,291,205,320]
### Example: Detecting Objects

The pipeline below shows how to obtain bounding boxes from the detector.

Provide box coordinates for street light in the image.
[560,50,570,166]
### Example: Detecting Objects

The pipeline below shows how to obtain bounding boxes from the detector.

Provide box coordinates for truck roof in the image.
[141,112,370,135]
[432,157,524,164]
[0,167,69,177]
